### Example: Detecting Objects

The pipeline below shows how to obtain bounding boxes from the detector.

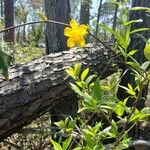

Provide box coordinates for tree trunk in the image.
[95,0,103,36]
[0,43,116,141]
[44,0,58,54]
[80,0,90,25]
[80,0,90,41]
[44,0,71,124]
[56,0,70,51]
[44,0,70,54]
[4,0,14,43]
[0,0,3,18]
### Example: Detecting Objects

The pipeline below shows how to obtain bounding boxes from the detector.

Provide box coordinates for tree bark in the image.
[44,0,70,54]
[80,0,90,25]
[4,0,14,43]
[0,0,3,18]
[0,43,116,141]
[56,0,70,51]
[44,0,58,54]
[80,0,90,41]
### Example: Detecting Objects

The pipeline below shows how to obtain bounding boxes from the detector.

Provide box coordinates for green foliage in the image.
[0,43,44,79]
[14,45,44,63]
[28,24,44,46]
[0,46,8,80]
[54,60,149,149]
[50,136,73,150]
[144,42,150,61]
[0,1,150,149]
[54,117,76,133]
[53,6,150,146]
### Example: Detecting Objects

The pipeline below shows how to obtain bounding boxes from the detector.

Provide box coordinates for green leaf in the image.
[68,120,76,129]
[0,48,8,80]
[74,63,81,77]
[62,136,72,150]
[141,107,150,114]
[98,23,115,35]
[114,101,126,117]
[130,28,150,34]
[76,81,83,88]
[85,74,97,85]
[126,61,139,68]
[127,56,141,68]
[70,83,83,96]
[129,109,149,122]
[73,148,82,150]
[99,105,112,110]
[81,68,89,81]
[127,50,138,57]
[54,120,65,128]
[141,61,150,71]
[73,147,83,150]
[92,78,102,101]
[129,7,150,12]
[78,106,95,113]
[82,129,95,148]
[123,19,143,26]
[111,120,118,138]
[66,68,76,79]
[83,92,96,107]
[127,83,136,96]
[119,47,127,58]
[50,138,62,150]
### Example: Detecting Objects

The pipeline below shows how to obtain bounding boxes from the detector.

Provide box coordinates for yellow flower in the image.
[64,19,88,48]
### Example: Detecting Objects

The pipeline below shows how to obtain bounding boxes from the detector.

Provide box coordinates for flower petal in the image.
[67,38,75,48]
[70,19,78,29]
[64,27,72,37]
[78,37,85,47]
[79,25,88,36]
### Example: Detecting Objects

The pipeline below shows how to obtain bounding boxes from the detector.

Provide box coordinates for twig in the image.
[88,31,128,68]
[0,20,69,34]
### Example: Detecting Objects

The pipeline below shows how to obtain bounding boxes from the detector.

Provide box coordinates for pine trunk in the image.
[44,0,58,54]
[4,0,14,43]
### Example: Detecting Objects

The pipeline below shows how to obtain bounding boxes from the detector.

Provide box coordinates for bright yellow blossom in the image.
[64,19,88,48]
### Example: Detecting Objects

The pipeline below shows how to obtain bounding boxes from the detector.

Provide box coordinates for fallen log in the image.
[0,43,117,141]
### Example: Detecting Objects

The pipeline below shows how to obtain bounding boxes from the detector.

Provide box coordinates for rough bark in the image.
[80,0,90,41]
[44,0,70,54]
[4,0,14,43]
[0,43,116,141]
[80,0,90,25]
[44,0,58,54]
[56,0,70,51]
[1,0,4,18]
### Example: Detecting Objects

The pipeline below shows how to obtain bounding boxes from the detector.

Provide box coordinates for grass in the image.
[14,45,45,63]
